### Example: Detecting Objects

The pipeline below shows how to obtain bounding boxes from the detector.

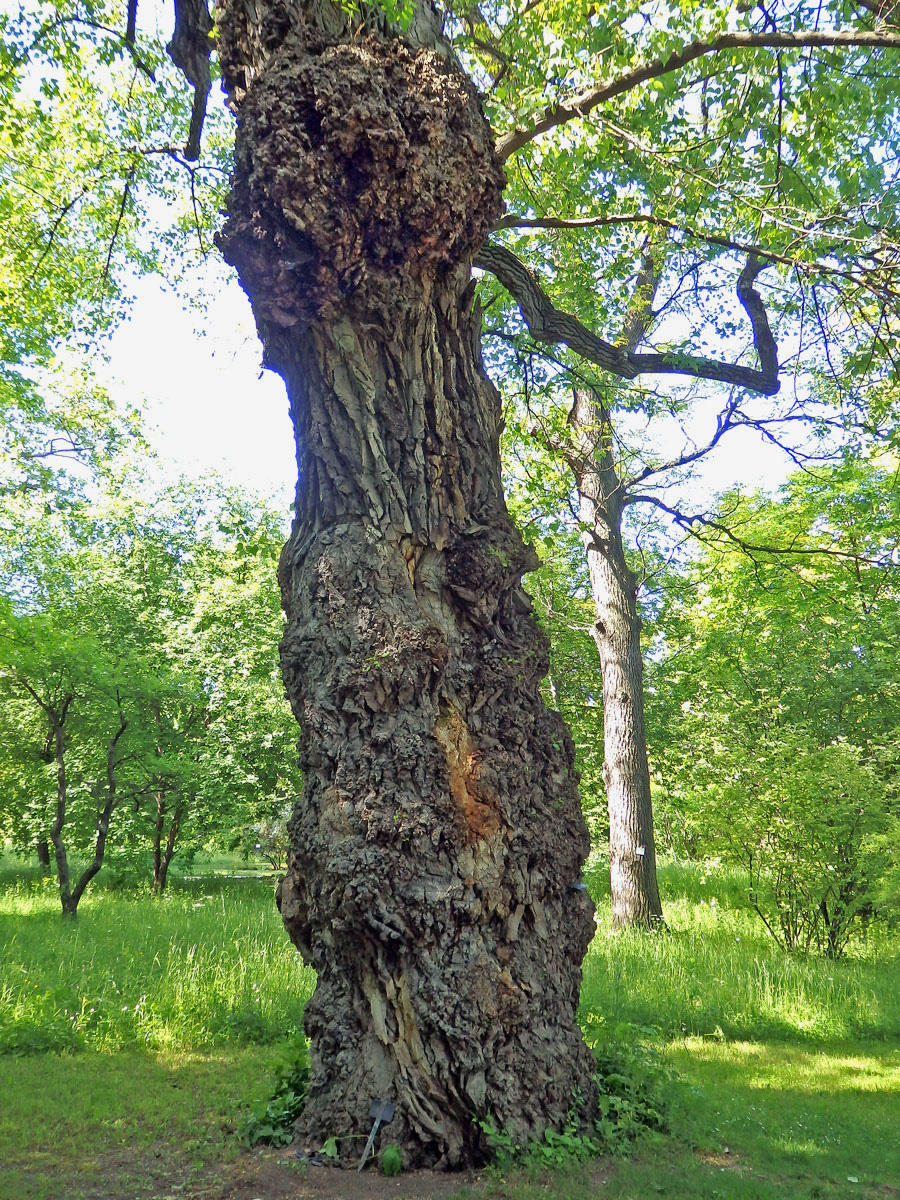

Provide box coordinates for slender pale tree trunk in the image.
[216,0,597,1169]
[569,390,663,930]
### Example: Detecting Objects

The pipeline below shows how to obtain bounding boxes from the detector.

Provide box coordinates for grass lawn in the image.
[0,1048,272,1200]
[1,858,898,1199]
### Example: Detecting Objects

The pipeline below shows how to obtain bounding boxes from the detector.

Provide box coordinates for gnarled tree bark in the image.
[216,0,597,1169]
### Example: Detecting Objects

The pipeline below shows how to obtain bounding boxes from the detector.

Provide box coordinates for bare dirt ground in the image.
[27,1145,489,1200]
[197,1145,617,1200]
[203,1147,485,1200]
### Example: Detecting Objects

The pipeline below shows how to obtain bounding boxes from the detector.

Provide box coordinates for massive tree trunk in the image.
[216,0,597,1170]
[570,390,663,931]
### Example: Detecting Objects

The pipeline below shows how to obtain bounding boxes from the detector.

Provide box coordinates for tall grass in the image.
[2,857,899,1060]
[0,876,314,1055]
[581,859,900,1044]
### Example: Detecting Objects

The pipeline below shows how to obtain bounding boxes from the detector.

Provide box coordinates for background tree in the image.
[476,0,900,928]
[0,461,301,898]
[0,590,165,915]
[647,458,900,954]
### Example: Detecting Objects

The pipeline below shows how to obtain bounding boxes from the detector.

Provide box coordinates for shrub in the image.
[239,1038,310,1147]
[478,1020,671,1172]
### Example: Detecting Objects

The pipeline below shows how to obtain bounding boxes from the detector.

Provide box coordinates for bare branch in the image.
[626,494,890,565]
[624,393,743,489]
[100,174,133,294]
[493,210,896,302]
[496,29,900,160]
[474,241,780,395]
[60,16,157,79]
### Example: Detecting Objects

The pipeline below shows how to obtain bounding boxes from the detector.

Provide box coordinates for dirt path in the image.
[202,1147,485,1200]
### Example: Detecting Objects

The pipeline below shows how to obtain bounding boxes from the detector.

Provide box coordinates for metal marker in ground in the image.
[357,1100,396,1173]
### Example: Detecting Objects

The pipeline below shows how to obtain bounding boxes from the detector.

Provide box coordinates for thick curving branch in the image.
[167,0,214,161]
[475,242,636,375]
[495,29,900,161]
[474,242,780,396]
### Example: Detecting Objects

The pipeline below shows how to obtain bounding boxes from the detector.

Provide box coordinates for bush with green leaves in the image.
[648,463,900,957]
[666,732,888,957]
[239,1038,310,1147]
[478,1021,670,1171]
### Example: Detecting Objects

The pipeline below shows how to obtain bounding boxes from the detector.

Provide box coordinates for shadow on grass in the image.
[664,1037,900,1193]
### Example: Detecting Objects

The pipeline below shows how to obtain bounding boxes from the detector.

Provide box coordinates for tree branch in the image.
[623,393,744,490]
[853,0,900,23]
[493,210,895,301]
[167,0,214,161]
[496,29,900,160]
[625,494,890,565]
[475,241,780,395]
[125,0,138,48]
[620,233,665,350]
[58,16,156,79]
[100,174,133,294]
[475,242,634,374]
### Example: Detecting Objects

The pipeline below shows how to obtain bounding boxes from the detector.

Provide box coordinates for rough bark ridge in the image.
[216,0,597,1170]
[570,391,663,931]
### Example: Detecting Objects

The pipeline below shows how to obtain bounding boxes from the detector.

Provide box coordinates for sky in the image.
[104,270,794,524]
[105,269,297,515]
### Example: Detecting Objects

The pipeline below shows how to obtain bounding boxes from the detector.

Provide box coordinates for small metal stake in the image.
[357,1099,396,1173]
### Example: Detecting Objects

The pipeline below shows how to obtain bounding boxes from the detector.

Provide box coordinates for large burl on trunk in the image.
[216,0,597,1168]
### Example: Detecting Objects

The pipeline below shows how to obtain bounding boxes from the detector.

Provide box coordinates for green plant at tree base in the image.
[239,1038,310,1147]
[380,1144,403,1176]
[591,1027,671,1150]
[478,1029,670,1172]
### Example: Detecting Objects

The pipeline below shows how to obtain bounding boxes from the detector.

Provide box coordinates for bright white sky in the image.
[104,268,793,521]
[105,269,297,514]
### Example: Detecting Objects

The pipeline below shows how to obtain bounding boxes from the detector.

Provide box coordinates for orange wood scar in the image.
[434,705,501,842]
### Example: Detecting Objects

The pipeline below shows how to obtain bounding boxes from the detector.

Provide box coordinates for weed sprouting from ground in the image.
[239,1036,310,1146]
